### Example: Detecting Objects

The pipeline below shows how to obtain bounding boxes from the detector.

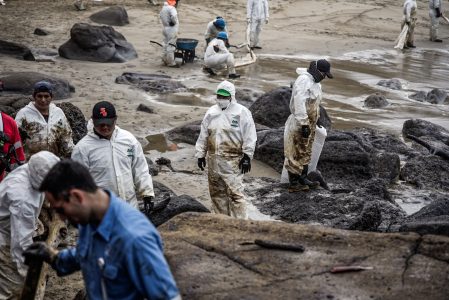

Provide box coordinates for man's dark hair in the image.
[40,159,97,200]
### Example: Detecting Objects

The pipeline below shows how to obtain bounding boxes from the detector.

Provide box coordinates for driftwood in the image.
[20,209,66,300]
[254,239,305,252]
[407,134,449,160]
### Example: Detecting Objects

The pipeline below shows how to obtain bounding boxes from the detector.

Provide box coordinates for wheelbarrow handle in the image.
[149,40,163,47]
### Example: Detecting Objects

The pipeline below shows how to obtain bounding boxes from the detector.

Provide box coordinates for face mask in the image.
[216,98,230,110]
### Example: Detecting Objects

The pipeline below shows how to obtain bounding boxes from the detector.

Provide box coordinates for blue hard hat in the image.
[217,31,228,40]
[214,18,226,29]
[33,81,53,96]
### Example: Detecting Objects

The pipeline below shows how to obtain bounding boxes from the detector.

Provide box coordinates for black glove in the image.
[213,45,220,53]
[225,40,230,48]
[405,20,411,26]
[301,125,311,138]
[198,157,206,171]
[143,196,154,214]
[23,242,58,265]
[239,153,251,174]
[169,21,175,26]
[436,7,442,18]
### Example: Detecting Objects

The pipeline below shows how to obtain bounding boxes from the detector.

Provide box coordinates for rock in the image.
[165,120,201,145]
[399,193,449,236]
[254,128,284,173]
[148,194,210,227]
[235,88,263,108]
[249,86,291,128]
[55,102,87,144]
[316,105,332,130]
[249,178,404,232]
[426,88,447,104]
[58,23,137,63]
[400,155,449,190]
[0,94,31,117]
[23,48,58,62]
[0,72,74,100]
[364,93,389,108]
[89,6,129,26]
[137,103,154,114]
[160,213,449,299]
[377,78,402,90]
[402,119,449,146]
[409,89,448,104]
[34,28,49,36]
[115,72,186,94]
[409,91,427,102]
[145,156,159,176]
[0,39,32,59]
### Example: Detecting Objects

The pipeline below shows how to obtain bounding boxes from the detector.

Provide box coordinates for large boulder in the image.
[249,86,291,128]
[254,128,284,173]
[400,155,449,190]
[160,213,449,299]
[115,72,186,94]
[249,178,405,232]
[0,40,32,59]
[89,6,129,26]
[59,23,137,63]
[235,88,264,108]
[0,72,74,100]
[364,93,389,108]
[410,89,447,105]
[55,102,87,144]
[402,119,449,146]
[165,120,201,145]
[0,95,31,117]
[399,193,449,236]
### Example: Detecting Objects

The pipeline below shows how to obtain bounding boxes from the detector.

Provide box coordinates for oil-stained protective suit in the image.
[0,151,59,299]
[15,102,74,159]
[160,2,179,66]
[429,0,442,41]
[71,126,154,208]
[284,70,322,175]
[402,0,417,46]
[195,81,257,219]
[204,38,236,75]
[247,0,269,48]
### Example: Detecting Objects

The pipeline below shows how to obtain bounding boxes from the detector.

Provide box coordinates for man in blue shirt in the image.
[23,160,181,300]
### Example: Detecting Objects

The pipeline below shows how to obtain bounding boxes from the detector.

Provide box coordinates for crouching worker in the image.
[0,151,59,299]
[195,81,256,219]
[23,160,181,300]
[204,31,241,79]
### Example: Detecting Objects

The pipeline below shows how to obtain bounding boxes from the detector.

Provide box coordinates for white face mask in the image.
[216,98,230,110]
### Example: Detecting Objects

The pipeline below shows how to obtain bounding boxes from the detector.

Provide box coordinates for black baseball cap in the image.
[92,101,117,126]
[316,59,333,79]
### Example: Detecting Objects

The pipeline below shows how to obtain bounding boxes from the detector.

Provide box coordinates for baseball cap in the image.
[216,88,231,97]
[92,101,117,126]
[316,59,333,79]
[33,81,53,96]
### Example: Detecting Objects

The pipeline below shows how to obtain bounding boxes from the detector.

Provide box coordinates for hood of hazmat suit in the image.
[29,151,60,190]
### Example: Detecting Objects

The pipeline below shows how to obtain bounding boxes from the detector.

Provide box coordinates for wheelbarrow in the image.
[150,38,199,65]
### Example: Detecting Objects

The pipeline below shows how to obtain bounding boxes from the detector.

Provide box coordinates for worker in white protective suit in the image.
[429,0,444,42]
[160,0,179,67]
[247,0,269,49]
[0,151,59,299]
[402,0,418,48]
[284,59,333,192]
[195,81,257,219]
[71,101,155,210]
[15,81,74,159]
[204,32,241,79]
[204,17,228,46]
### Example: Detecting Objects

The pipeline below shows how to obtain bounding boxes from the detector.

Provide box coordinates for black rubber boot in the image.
[298,165,320,189]
[288,171,309,193]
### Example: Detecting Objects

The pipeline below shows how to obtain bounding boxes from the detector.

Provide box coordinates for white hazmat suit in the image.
[284,70,322,175]
[204,38,236,75]
[247,0,269,48]
[15,102,74,159]
[204,20,228,45]
[429,0,443,41]
[0,151,59,299]
[195,81,257,219]
[160,2,179,66]
[71,126,154,208]
[402,0,417,46]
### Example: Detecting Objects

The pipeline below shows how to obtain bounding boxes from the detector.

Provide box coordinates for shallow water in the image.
[144,48,449,215]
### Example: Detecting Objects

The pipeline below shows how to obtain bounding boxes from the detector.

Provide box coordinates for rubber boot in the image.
[298,165,320,189]
[288,171,309,193]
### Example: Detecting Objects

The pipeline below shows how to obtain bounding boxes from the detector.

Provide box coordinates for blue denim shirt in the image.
[53,191,180,300]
